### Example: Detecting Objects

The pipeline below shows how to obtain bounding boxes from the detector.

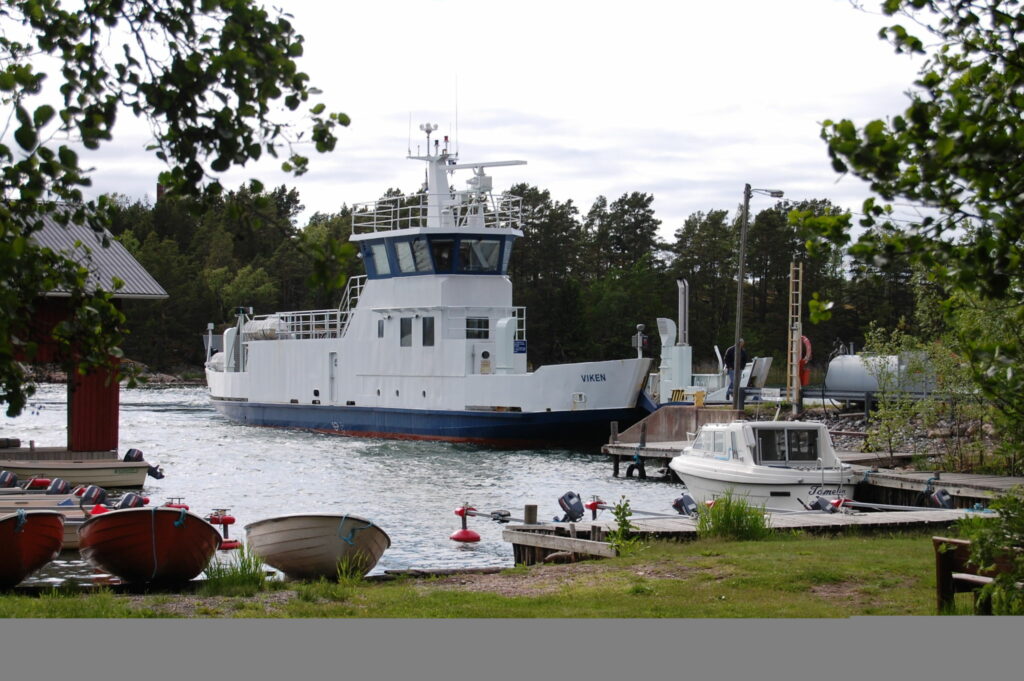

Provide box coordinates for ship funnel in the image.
[677,279,689,346]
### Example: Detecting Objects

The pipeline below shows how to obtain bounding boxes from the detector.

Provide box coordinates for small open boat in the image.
[0,510,66,588]
[0,459,150,488]
[245,513,391,580]
[78,507,222,584]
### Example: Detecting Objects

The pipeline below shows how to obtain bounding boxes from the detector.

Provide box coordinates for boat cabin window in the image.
[370,243,391,276]
[756,430,786,464]
[400,317,413,347]
[466,317,490,340]
[431,239,454,273]
[395,238,433,273]
[787,429,819,461]
[753,428,819,464]
[377,319,384,339]
[423,316,435,347]
[458,239,502,273]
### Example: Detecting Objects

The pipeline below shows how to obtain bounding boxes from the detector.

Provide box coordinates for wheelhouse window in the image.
[422,316,435,347]
[377,319,384,339]
[466,317,489,340]
[400,317,413,347]
[756,429,786,464]
[395,238,432,273]
[458,239,501,273]
[430,239,454,272]
[370,243,391,276]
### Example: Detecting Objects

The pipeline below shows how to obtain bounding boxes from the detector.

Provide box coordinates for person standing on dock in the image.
[724,339,748,401]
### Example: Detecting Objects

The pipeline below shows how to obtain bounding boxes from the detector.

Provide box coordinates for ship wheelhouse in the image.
[359,233,516,279]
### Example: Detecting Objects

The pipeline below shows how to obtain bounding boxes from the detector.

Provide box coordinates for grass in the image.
[199,544,267,597]
[0,530,967,618]
[694,492,771,541]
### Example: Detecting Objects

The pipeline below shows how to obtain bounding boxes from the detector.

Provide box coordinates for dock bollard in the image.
[450,504,481,543]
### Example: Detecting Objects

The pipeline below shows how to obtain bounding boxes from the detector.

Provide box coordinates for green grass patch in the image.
[199,544,267,597]
[695,492,771,541]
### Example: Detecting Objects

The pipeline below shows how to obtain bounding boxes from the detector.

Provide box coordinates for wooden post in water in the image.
[609,421,619,444]
[524,504,538,525]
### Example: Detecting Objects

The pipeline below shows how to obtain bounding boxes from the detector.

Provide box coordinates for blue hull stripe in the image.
[210,399,645,446]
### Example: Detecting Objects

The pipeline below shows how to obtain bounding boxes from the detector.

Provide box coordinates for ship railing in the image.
[352,192,522,233]
[337,275,366,337]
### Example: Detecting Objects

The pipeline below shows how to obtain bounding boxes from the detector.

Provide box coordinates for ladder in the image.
[786,261,804,411]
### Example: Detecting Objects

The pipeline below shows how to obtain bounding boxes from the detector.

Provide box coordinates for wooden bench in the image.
[933,536,1019,614]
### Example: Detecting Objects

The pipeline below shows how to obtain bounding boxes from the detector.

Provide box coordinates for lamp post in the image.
[732,183,784,411]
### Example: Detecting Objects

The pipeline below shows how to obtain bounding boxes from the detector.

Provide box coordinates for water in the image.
[4,384,680,584]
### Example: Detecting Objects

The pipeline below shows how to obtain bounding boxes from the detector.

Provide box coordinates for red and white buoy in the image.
[450,505,481,543]
[207,508,241,550]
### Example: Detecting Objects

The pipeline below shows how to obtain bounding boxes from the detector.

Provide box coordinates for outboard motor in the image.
[672,493,699,517]
[45,478,71,495]
[125,448,165,479]
[930,489,954,509]
[555,491,585,522]
[0,470,17,488]
[116,492,146,509]
[808,496,838,513]
[79,485,108,508]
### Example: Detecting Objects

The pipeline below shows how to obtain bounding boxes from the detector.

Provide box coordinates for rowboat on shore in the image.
[0,510,65,588]
[0,458,150,488]
[245,513,391,580]
[1,487,146,551]
[78,506,222,584]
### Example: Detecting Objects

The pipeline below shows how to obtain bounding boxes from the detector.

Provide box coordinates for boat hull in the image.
[670,460,857,512]
[245,513,391,580]
[78,508,222,584]
[211,399,646,446]
[0,510,65,588]
[0,460,148,488]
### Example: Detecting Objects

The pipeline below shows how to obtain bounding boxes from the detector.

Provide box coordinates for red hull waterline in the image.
[78,507,222,584]
[0,510,65,588]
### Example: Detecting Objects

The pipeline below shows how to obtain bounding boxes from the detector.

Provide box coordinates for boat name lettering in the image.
[581,373,607,383]
[808,486,847,497]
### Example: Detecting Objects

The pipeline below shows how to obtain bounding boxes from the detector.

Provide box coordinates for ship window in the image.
[370,243,391,276]
[396,238,432,273]
[713,431,726,454]
[458,239,501,273]
[423,316,435,347]
[400,317,413,347]
[431,239,454,273]
[501,240,513,273]
[377,319,384,338]
[756,429,786,463]
[466,317,489,340]
[787,430,819,461]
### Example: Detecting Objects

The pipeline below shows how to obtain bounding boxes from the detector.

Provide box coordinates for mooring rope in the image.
[173,507,187,528]
[15,508,26,533]
[337,514,375,546]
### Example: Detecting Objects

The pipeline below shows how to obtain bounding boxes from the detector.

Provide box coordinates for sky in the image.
[81,0,930,240]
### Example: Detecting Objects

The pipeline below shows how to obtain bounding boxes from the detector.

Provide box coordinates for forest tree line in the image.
[106,182,921,377]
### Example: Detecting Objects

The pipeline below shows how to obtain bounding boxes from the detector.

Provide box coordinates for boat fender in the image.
[80,485,108,507]
[0,470,16,488]
[671,493,699,517]
[555,491,584,523]
[45,478,71,495]
[26,477,52,490]
[123,448,145,462]
[625,461,647,479]
[116,492,146,509]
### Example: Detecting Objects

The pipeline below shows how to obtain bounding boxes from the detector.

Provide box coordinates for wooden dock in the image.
[503,507,985,565]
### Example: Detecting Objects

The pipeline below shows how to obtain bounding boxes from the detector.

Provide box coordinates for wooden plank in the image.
[502,530,618,558]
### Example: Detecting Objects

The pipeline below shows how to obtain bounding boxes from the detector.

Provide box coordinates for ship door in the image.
[328,352,338,403]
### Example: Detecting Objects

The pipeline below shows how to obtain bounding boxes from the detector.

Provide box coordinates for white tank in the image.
[824,354,897,392]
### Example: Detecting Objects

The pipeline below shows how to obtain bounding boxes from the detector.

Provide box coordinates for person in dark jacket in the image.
[724,339,748,400]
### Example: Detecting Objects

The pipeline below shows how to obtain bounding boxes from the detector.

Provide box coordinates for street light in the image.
[732,184,784,411]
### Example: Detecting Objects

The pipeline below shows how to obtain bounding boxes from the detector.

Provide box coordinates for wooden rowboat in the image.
[78,507,222,584]
[245,513,391,580]
[0,510,65,588]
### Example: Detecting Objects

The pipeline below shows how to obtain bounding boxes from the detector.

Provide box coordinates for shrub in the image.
[959,488,1024,615]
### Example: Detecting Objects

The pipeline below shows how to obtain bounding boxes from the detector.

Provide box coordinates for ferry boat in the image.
[204,125,653,445]
[668,420,857,511]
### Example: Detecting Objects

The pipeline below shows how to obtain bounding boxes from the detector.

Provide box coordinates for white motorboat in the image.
[245,513,391,580]
[668,420,857,511]
[204,125,653,445]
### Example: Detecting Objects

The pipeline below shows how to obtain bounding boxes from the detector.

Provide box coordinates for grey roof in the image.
[29,213,168,299]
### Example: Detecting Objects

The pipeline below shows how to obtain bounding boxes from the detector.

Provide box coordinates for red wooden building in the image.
[27,216,167,452]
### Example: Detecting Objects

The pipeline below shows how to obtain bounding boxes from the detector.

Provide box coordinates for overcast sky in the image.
[84,0,928,240]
